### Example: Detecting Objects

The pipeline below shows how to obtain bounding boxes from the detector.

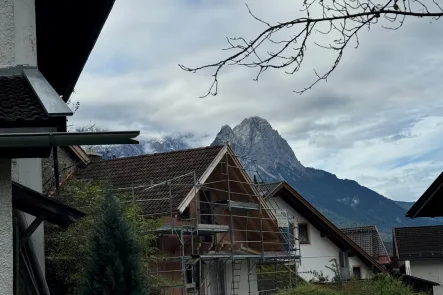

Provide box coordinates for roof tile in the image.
[75,145,224,215]
[255,182,282,197]
[394,225,443,259]
[0,76,48,122]
[341,225,391,264]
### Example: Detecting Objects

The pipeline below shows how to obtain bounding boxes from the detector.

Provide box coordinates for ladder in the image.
[231,260,242,295]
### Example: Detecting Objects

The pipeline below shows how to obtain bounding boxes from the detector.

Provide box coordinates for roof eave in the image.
[36,0,116,102]
[12,181,85,227]
[278,181,386,274]
[406,171,443,218]
[177,145,227,213]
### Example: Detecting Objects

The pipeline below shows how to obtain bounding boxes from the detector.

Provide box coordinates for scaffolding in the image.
[118,150,301,295]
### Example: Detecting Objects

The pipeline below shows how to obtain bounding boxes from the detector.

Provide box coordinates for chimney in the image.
[0,0,37,67]
[253,175,258,184]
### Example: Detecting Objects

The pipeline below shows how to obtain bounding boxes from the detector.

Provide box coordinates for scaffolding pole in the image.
[119,149,302,295]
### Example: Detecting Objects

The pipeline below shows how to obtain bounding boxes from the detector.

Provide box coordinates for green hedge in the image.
[277,274,430,295]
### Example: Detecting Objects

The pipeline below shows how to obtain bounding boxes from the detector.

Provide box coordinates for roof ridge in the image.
[95,145,225,162]
[341,225,377,230]
[394,224,443,230]
[256,181,284,185]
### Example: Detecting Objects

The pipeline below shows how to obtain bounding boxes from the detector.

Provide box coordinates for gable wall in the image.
[154,159,271,293]
[410,260,443,285]
[265,195,373,281]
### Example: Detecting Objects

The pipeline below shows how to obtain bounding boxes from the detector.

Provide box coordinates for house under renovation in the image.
[75,145,301,295]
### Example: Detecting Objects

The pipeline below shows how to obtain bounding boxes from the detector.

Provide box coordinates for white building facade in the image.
[257,181,385,282]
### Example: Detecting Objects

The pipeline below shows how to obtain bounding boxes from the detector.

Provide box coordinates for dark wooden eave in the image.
[406,171,443,218]
[12,181,85,227]
[36,0,115,102]
[391,272,439,294]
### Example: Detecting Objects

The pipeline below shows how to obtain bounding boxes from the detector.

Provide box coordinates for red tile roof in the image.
[75,145,225,215]
[341,226,391,264]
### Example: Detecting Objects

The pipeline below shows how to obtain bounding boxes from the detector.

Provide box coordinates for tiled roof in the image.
[341,225,391,264]
[75,146,225,215]
[255,182,282,197]
[0,76,48,122]
[393,225,443,260]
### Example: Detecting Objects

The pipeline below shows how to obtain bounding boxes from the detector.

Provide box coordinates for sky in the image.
[70,0,443,202]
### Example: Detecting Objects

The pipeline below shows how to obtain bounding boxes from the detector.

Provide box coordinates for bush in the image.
[277,274,429,295]
[46,179,160,294]
[277,284,342,295]
[82,193,147,294]
[358,274,429,295]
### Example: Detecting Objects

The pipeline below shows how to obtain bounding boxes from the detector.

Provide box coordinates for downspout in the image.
[52,146,60,195]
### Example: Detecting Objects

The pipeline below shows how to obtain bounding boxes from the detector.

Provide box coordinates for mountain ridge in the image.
[211,116,439,238]
[88,116,440,238]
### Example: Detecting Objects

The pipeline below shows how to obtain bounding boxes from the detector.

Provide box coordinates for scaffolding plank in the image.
[214,200,260,211]
[155,223,230,235]
[196,223,229,235]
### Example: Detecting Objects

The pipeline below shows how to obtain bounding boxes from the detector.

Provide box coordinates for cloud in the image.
[70,0,443,201]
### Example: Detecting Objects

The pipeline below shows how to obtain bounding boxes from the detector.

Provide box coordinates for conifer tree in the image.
[83,192,147,295]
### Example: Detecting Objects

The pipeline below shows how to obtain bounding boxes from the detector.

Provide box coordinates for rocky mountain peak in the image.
[237,116,273,131]
[212,125,236,146]
[212,116,304,172]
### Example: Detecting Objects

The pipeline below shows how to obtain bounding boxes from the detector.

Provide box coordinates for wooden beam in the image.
[19,215,45,249]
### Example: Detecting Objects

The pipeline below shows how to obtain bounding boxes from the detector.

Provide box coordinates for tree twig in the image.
[179,0,443,96]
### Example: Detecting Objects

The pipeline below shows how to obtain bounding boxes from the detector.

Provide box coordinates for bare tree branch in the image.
[179,0,443,96]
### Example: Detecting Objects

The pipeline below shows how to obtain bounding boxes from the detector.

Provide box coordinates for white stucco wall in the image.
[14,0,36,65]
[204,260,225,295]
[410,260,443,284]
[266,196,372,282]
[0,159,13,294]
[0,1,42,292]
[0,0,36,67]
[204,259,258,295]
[0,0,15,66]
[224,259,258,295]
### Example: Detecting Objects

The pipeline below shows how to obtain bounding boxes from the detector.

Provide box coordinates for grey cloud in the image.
[72,0,443,201]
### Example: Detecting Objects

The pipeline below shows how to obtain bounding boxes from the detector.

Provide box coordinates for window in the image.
[186,262,200,286]
[199,191,213,225]
[352,266,362,279]
[180,206,190,219]
[288,222,295,250]
[199,190,213,243]
[298,223,309,244]
[186,268,193,284]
